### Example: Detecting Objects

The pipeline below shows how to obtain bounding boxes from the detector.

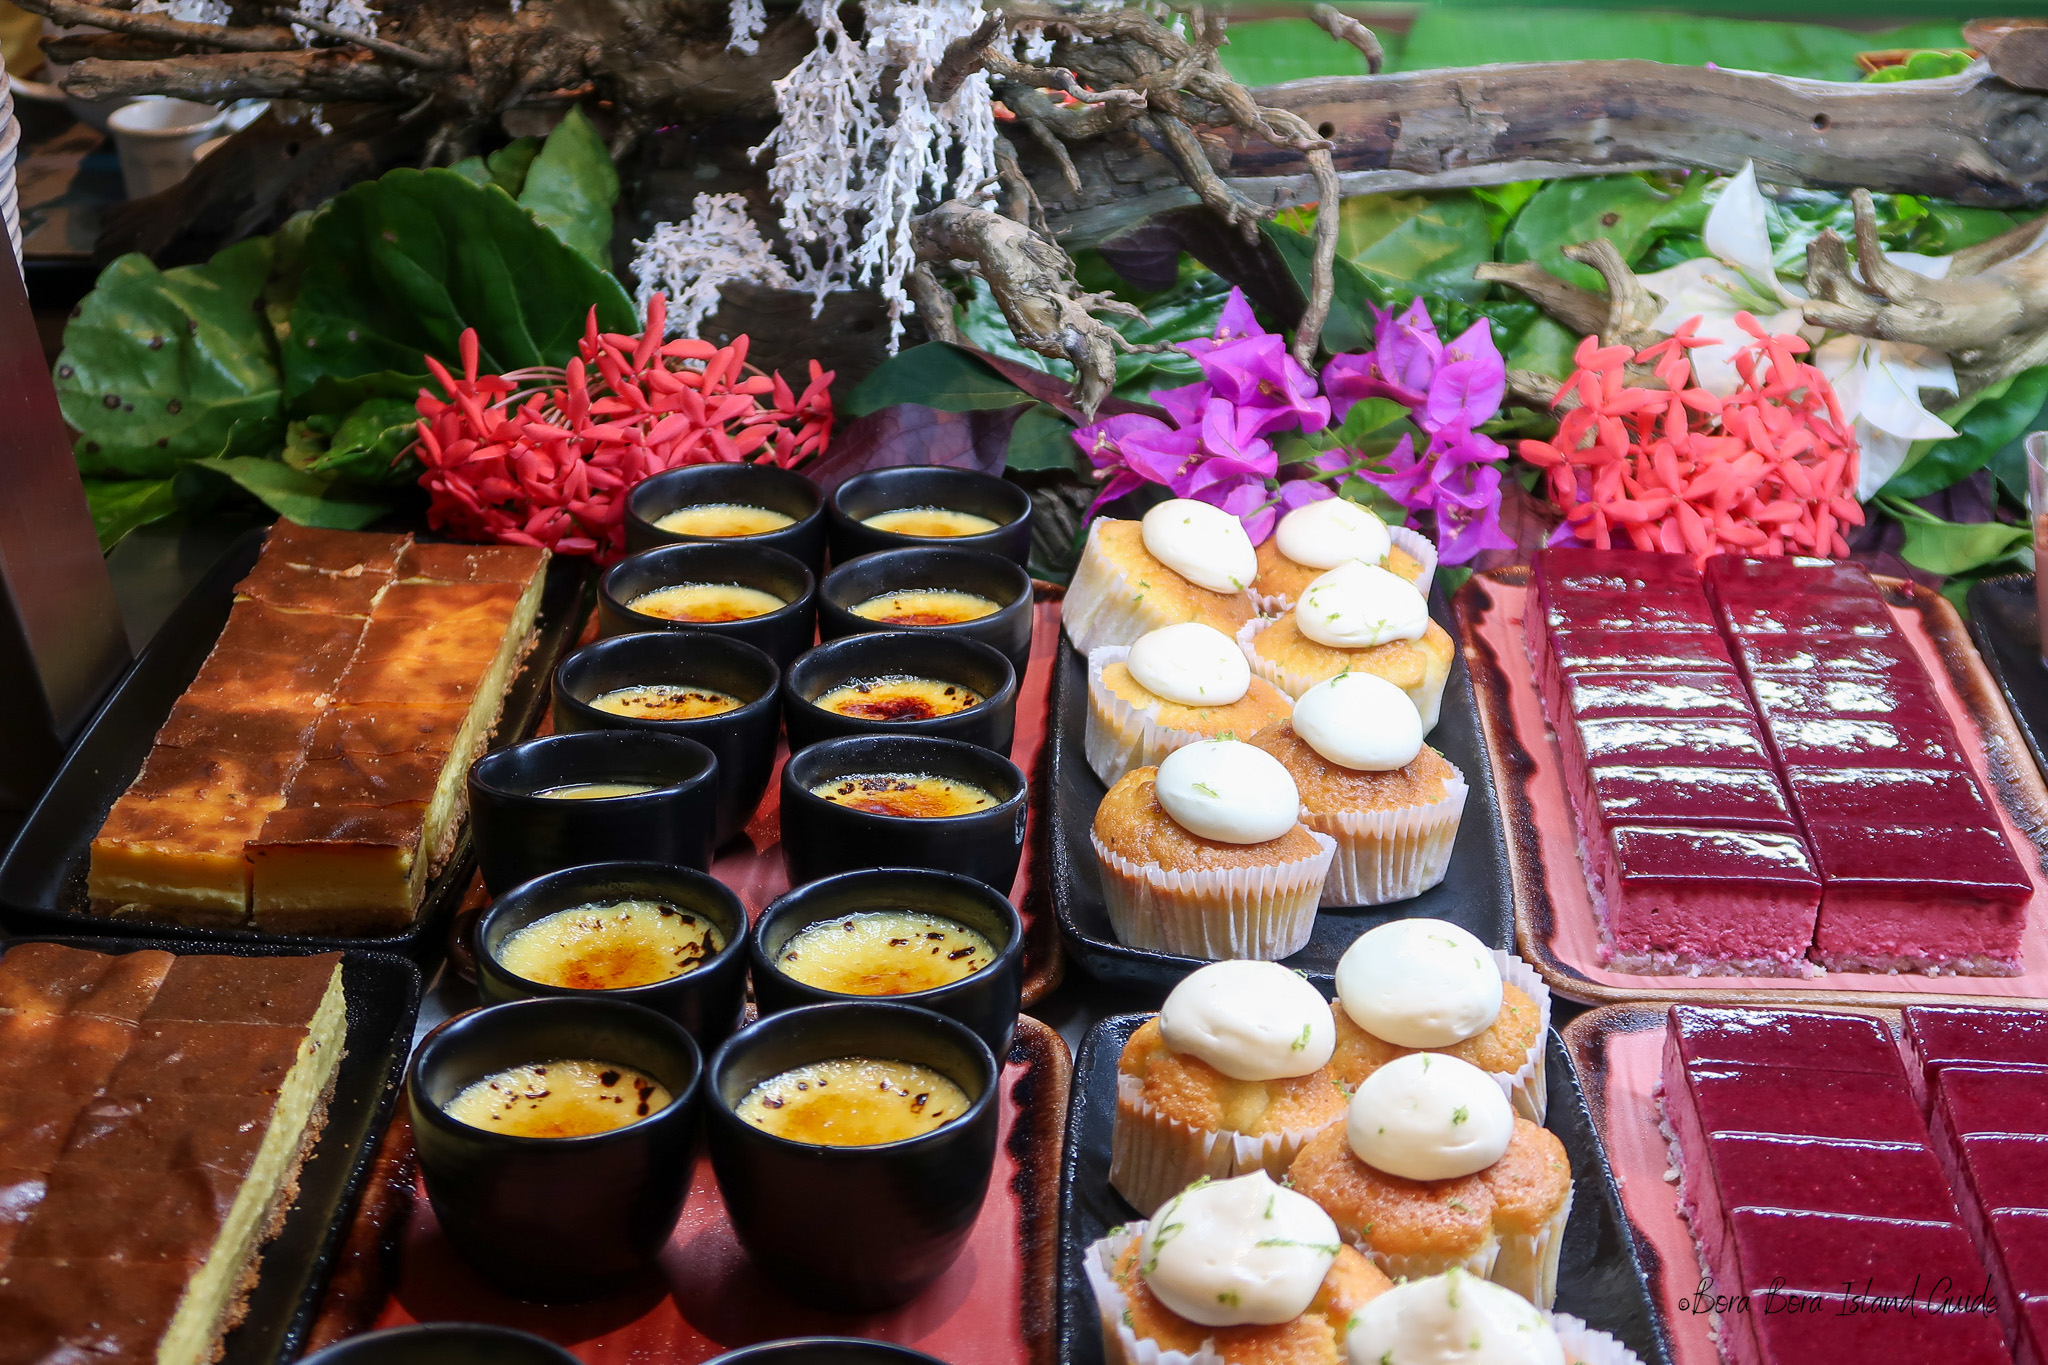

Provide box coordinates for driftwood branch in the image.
[269,6,451,68]
[63,49,407,101]
[13,0,300,50]
[1310,5,1383,75]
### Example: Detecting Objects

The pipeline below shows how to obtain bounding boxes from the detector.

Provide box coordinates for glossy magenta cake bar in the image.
[1804,824,2032,973]
[1745,1300,2011,1365]
[1584,766,1799,833]
[1906,1006,2048,1104]
[1668,1003,1902,1075]
[1589,826,1820,974]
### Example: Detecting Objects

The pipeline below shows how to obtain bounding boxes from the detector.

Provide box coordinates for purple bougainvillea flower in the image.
[1198,333,1331,436]
[1181,288,1267,356]
[1194,397,1281,479]
[1425,321,1508,432]
[1377,299,1445,395]
[1153,379,1214,431]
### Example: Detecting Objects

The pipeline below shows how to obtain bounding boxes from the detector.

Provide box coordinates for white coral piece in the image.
[728,0,766,54]
[631,192,799,339]
[133,0,231,24]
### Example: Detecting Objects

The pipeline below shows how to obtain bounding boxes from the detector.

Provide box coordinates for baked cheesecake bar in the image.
[0,948,347,1365]
[1659,1005,2011,1365]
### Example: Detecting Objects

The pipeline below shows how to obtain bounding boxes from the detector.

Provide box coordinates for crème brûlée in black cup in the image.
[598,541,817,669]
[467,729,720,897]
[407,996,704,1301]
[624,462,828,571]
[826,466,1033,566]
[751,866,1025,1057]
[779,733,1028,891]
[704,1000,1001,1310]
[551,629,781,845]
[701,1342,947,1365]
[299,1324,583,1365]
[780,630,1018,756]
[476,860,751,1050]
[817,546,1034,677]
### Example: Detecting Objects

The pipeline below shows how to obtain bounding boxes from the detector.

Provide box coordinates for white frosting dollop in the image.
[1293,672,1423,772]
[1141,1172,1341,1327]
[1296,561,1430,650]
[1155,741,1300,845]
[1275,498,1392,571]
[1142,499,1258,595]
[1347,1052,1515,1181]
[1345,1269,1566,1365]
[1127,623,1253,708]
[1335,920,1503,1048]
[1158,960,1336,1080]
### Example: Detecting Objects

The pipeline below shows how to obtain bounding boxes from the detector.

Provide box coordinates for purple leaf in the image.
[805,403,1027,496]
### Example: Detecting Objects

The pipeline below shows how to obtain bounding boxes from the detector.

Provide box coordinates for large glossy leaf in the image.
[82,478,180,551]
[952,273,1226,403]
[286,396,423,486]
[1216,17,1375,85]
[518,109,619,272]
[282,168,635,402]
[57,238,283,478]
[801,404,1028,494]
[1260,220,1380,356]
[186,457,390,528]
[1502,175,1706,292]
[1876,495,2032,577]
[1005,403,1081,473]
[845,342,1038,417]
[1883,365,2048,500]
[1393,8,1962,80]
[1336,193,1497,301]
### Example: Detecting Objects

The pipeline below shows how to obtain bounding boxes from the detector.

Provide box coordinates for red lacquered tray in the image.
[1457,568,2048,1007]
[311,1016,1068,1362]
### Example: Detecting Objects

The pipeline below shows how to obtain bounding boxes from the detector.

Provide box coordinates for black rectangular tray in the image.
[1056,1013,1669,1365]
[1046,626,1515,993]
[2,934,422,1364]
[0,527,590,962]
[1968,573,2048,784]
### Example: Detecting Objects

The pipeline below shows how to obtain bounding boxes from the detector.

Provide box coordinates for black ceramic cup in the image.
[552,630,781,845]
[817,547,1034,676]
[778,734,1027,891]
[780,631,1018,756]
[704,1341,948,1365]
[300,1325,582,1365]
[598,543,818,669]
[752,867,1024,1058]
[408,997,704,1301]
[626,463,827,570]
[468,731,719,898]
[476,861,750,1050]
[827,466,1033,566]
[705,1001,1000,1310]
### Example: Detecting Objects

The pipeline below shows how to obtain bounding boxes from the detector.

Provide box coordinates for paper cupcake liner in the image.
[1359,1239,1501,1286]
[1551,1311,1647,1365]
[1084,647,1233,789]
[1093,828,1336,961]
[1064,524,1171,656]
[1496,949,1552,1125]
[1086,1226,1230,1365]
[1492,1184,1574,1309]
[1246,525,1440,617]
[1108,1076,1339,1219]
[1236,616,1447,731]
[1306,769,1469,908]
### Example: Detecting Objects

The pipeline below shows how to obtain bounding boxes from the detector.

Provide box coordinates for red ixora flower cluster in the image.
[415,293,834,561]
[1519,313,1863,563]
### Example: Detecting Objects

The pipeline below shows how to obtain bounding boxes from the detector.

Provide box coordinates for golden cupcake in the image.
[1344,1268,1645,1365]
[1110,961,1348,1214]
[1250,497,1437,615]
[1248,673,1466,907]
[1086,1171,1392,1365]
[1238,561,1452,729]
[1091,741,1337,961]
[1328,918,1549,1123]
[1287,1053,1573,1307]
[1087,623,1293,789]
[1064,500,1258,656]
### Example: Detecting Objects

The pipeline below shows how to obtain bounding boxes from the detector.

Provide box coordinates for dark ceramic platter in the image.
[0,528,590,960]
[1,935,422,1365]
[1045,627,1515,993]
[1055,1014,1671,1365]
[1968,573,2048,781]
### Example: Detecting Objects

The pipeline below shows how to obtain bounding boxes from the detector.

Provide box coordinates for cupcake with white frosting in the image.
[1065,500,1259,656]
[1328,919,1551,1123]
[1091,740,1338,960]
[1087,623,1295,788]
[1086,1171,1394,1365]
[1110,961,1348,1213]
[1239,561,1454,729]
[1251,498,1438,616]
[1287,1052,1573,1306]
[1248,672,1468,908]
[1343,1268,1643,1365]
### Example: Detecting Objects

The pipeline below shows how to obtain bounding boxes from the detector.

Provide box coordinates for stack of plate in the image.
[0,72,19,266]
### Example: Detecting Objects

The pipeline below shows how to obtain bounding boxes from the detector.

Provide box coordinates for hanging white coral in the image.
[132,0,231,24]
[752,0,999,346]
[630,193,798,339]
[728,0,766,54]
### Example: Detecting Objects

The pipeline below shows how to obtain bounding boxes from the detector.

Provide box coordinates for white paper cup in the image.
[108,97,226,199]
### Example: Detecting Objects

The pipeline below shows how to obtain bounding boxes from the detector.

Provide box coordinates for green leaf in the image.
[1338,476,1405,524]
[283,167,635,401]
[1470,182,1543,240]
[264,209,317,340]
[57,238,283,479]
[1888,512,2031,578]
[485,138,543,195]
[1335,193,1497,301]
[1502,175,1699,292]
[1215,18,1375,85]
[1335,398,1410,445]
[952,271,1227,400]
[185,456,390,528]
[1260,220,1382,356]
[1005,403,1080,472]
[82,478,180,551]
[1505,314,1582,381]
[1882,365,2048,499]
[303,397,421,485]
[1392,8,1964,81]
[845,343,1034,417]
[518,109,618,272]
[1864,50,1974,82]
